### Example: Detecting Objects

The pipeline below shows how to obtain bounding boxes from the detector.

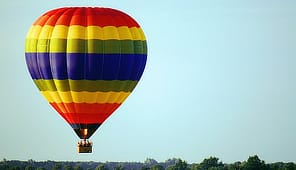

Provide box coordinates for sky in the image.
[0,0,296,164]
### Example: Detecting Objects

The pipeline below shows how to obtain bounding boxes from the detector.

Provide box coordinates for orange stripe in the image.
[50,103,121,124]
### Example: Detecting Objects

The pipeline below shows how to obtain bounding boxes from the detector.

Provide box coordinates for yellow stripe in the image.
[26,25,146,40]
[39,25,54,39]
[41,91,131,104]
[26,25,41,39]
[52,25,68,39]
[130,27,146,40]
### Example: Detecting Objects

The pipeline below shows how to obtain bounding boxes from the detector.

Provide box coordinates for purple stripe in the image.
[25,53,147,80]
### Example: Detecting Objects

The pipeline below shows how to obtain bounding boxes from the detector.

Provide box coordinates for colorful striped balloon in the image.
[25,7,147,139]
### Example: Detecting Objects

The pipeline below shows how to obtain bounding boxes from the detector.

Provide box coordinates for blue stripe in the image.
[70,123,101,129]
[25,53,147,80]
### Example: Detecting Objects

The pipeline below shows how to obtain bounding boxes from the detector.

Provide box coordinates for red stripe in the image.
[50,102,121,114]
[50,102,121,124]
[34,7,140,27]
[59,112,112,124]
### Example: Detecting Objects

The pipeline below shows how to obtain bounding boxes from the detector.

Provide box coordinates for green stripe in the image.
[33,79,138,92]
[26,39,147,54]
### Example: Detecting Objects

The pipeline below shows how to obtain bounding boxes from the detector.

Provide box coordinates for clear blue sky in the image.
[1,0,296,163]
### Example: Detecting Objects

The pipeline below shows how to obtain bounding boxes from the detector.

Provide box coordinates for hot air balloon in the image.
[25,7,147,153]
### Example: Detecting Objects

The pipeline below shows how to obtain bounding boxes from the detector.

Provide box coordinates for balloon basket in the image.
[77,140,92,153]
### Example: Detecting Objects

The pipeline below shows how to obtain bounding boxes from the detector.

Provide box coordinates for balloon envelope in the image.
[25,7,147,139]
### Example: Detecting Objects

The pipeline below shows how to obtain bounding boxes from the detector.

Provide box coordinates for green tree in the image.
[36,167,46,170]
[52,164,62,170]
[74,165,83,170]
[151,164,164,170]
[9,166,21,170]
[191,163,199,170]
[25,165,35,170]
[208,167,225,170]
[269,162,284,170]
[96,164,109,170]
[241,155,266,170]
[283,162,296,170]
[0,159,9,170]
[141,166,150,170]
[198,157,223,170]
[64,164,74,170]
[225,162,241,170]
[114,165,125,170]
[167,159,189,170]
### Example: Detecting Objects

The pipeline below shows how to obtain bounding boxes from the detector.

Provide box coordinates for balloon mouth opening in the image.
[71,123,101,139]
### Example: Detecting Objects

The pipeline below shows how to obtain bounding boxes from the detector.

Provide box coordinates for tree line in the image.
[0,155,295,170]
